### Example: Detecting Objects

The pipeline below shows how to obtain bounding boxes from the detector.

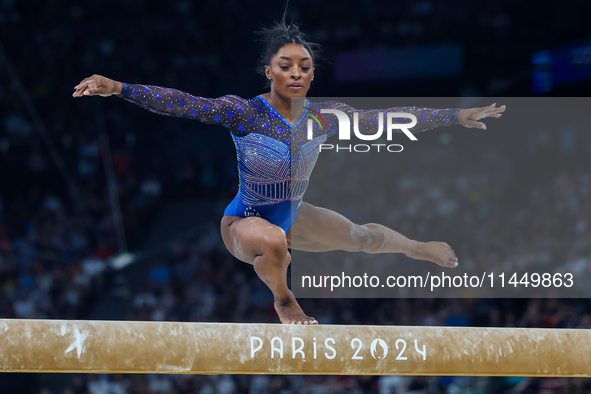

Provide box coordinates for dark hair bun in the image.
[256,13,320,84]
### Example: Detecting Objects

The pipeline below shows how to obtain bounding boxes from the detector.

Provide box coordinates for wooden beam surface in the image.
[1,319,590,376]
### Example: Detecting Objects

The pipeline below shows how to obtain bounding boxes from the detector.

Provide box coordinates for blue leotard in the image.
[118,84,459,233]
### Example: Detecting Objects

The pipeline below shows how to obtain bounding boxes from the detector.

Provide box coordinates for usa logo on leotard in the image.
[244,207,261,218]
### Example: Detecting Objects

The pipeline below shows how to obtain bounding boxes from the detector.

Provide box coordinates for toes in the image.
[288,318,318,325]
[441,257,458,267]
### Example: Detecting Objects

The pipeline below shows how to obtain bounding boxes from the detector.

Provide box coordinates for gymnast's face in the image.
[265,43,315,99]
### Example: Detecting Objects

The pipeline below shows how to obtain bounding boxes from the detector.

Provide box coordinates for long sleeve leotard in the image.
[118,83,460,233]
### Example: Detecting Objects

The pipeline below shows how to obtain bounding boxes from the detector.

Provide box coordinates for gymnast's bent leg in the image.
[288,202,458,267]
[220,215,317,325]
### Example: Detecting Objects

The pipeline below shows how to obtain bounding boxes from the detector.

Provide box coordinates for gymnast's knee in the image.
[347,224,382,253]
[358,223,386,253]
[261,229,290,263]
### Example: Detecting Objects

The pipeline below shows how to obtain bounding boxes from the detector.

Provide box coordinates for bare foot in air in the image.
[275,296,318,325]
[406,241,458,268]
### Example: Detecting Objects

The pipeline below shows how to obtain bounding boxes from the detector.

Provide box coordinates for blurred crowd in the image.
[2,0,591,393]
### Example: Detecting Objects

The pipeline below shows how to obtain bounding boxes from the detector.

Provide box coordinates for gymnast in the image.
[73,20,504,325]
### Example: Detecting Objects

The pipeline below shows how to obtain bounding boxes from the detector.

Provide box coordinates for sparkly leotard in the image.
[118,84,459,232]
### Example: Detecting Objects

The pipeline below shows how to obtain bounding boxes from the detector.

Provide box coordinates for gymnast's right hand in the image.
[73,74,122,98]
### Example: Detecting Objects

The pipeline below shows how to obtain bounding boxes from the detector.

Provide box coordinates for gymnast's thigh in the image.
[287,201,370,252]
[220,215,288,264]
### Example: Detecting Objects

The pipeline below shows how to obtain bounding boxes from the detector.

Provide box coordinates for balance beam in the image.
[1,319,590,376]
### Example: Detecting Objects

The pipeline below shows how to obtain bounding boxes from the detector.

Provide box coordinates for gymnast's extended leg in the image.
[288,202,458,266]
[220,215,317,325]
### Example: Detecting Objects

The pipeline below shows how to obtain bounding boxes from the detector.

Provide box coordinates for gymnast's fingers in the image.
[465,120,486,130]
[73,74,106,97]
[74,76,93,90]
[73,77,96,97]
[481,104,506,116]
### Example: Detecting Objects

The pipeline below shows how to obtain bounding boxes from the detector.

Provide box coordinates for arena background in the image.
[1,0,591,393]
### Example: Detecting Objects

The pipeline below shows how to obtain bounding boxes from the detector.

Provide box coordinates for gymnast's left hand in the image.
[72,74,122,98]
[458,103,505,130]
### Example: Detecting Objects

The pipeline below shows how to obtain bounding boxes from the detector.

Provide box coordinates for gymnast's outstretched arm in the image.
[73,74,255,131]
